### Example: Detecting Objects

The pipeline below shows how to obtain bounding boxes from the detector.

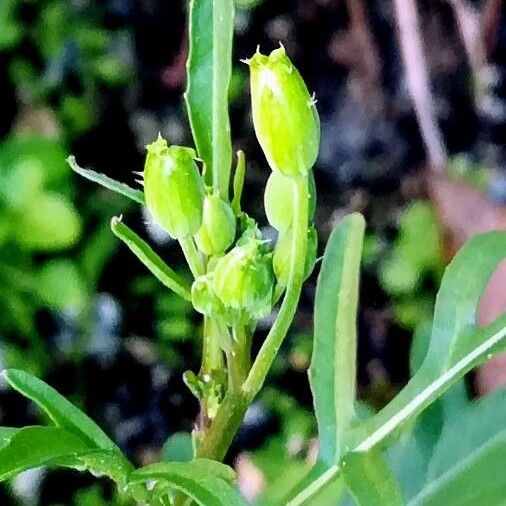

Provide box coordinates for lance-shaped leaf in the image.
[309,213,365,464]
[290,317,506,505]
[350,231,506,452]
[185,0,234,197]
[130,461,246,506]
[110,217,192,301]
[408,386,506,505]
[67,156,145,205]
[410,432,506,506]
[0,426,92,481]
[344,451,403,506]
[2,369,120,452]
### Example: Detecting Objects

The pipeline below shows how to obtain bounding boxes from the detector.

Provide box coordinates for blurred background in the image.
[0,0,505,504]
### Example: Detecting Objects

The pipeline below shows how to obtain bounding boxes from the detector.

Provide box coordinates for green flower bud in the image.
[273,226,318,289]
[143,136,204,239]
[191,273,225,317]
[248,45,320,177]
[264,171,316,231]
[195,192,236,255]
[213,239,274,320]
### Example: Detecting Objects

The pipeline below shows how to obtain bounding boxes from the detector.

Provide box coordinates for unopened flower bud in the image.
[143,136,204,239]
[273,226,318,289]
[213,239,274,320]
[248,45,320,177]
[191,274,224,317]
[195,192,236,255]
[264,171,316,232]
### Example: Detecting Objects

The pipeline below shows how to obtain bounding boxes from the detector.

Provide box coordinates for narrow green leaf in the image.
[285,461,344,506]
[349,231,506,452]
[291,314,506,504]
[0,426,92,481]
[286,463,342,506]
[352,314,506,453]
[3,369,119,452]
[110,217,192,301]
[309,213,365,464]
[67,156,145,205]
[344,451,403,506]
[426,231,506,372]
[185,0,234,197]
[422,388,506,497]
[409,433,506,506]
[130,461,246,506]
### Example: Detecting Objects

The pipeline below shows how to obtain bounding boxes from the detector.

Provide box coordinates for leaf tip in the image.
[110,215,123,230]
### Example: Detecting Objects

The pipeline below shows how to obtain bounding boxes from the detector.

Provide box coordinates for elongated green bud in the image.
[143,136,204,239]
[264,171,316,231]
[248,45,320,177]
[213,239,274,320]
[195,192,236,255]
[273,226,318,289]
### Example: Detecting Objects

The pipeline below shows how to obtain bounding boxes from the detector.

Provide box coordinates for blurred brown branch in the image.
[328,0,383,101]
[392,0,448,171]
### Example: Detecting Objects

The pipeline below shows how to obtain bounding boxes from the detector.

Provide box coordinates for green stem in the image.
[226,322,250,393]
[231,150,246,214]
[196,391,249,461]
[179,236,205,278]
[201,317,224,377]
[242,174,309,401]
[195,174,309,460]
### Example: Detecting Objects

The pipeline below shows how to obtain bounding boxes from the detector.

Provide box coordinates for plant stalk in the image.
[242,175,309,401]
[179,236,205,278]
[196,174,309,460]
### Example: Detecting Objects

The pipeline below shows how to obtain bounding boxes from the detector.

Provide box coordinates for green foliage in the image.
[186,0,235,196]
[343,451,403,506]
[2,0,132,135]
[111,217,192,301]
[68,156,145,205]
[289,229,506,505]
[2,0,505,504]
[378,200,443,330]
[309,214,364,464]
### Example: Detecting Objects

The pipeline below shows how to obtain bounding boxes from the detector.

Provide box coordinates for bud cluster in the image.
[139,44,319,326]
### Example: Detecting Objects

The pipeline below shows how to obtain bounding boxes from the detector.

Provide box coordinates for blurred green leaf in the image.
[411,432,506,505]
[350,232,506,452]
[309,213,365,464]
[37,1,68,58]
[60,95,96,135]
[0,0,23,50]
[0,137,69,190]
[130,461,244,506]
[344,451,403,506]
[15,193,81,251]
[186,0,234,196]
[36,260,86,311]
[379,201,442,296]
[161,432,194,462]
[410,387,506,505]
